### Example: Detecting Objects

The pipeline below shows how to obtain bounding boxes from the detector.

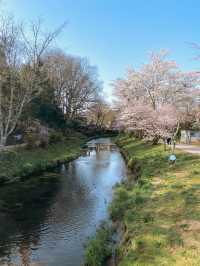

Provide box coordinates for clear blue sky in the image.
[3,0,200,99]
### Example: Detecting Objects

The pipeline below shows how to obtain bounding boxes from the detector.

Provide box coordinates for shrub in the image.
[128,157,136,170]
[25,132,40,149]
[25,120,49,149]
[49,131,64,144]
[17,162,35,178]
[110,187,130,220]
[127,158,141,180]
[84,224,113,266]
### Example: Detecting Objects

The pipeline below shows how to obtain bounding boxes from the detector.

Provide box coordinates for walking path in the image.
[176,144,200,154]
[0,143,26,152]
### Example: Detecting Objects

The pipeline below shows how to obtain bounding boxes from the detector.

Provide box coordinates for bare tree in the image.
[87,98,115,129]
[0,16,65,146]
[44,50,101,119]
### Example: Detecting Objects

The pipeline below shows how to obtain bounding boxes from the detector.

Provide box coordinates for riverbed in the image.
[0,138,127,266]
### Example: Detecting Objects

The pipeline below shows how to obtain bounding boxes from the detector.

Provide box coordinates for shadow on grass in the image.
[113,135,200,266]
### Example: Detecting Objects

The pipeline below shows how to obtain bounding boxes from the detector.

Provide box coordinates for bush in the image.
[110,187,130,220]
[20,162,34,177]
[25,132,40,149]
[84,224,113,266]
[25,120,49,149]
[49,131,64,144]
[127,158,141,181]
[128,157,136,170]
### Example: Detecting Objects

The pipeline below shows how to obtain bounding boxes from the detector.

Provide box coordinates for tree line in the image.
[0,15,114,147]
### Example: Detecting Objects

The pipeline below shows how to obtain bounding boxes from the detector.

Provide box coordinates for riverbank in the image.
[110,134,200,265]
[0,132,87,184]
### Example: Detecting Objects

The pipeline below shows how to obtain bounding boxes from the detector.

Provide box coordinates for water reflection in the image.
[0,138,127,266]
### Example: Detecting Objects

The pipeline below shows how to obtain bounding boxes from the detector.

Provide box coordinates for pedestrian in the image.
[167,137,171,145]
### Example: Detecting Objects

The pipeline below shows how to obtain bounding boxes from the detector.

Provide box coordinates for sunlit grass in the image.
[0,132,86,181]
[111,134,200,266]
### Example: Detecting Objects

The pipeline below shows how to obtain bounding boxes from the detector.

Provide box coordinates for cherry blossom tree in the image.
[118,102,178,144]
[113,50,200,144]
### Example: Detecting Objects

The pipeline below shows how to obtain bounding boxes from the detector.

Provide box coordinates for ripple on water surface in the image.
[0,138,127,266]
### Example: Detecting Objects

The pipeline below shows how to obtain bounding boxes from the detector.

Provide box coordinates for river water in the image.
[0,138,127,266]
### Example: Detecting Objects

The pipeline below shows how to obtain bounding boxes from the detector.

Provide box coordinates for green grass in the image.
[0,132,86,182]
[84,223,113,266]
[111,134,200,266]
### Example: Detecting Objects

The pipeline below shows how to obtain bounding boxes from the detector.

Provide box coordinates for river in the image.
[0,138,127,266]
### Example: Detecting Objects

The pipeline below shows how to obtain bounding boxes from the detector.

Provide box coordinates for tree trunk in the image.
[152,136,160,145]
[172,139,176,153]
[163,138,166,151]
[186,130,191,144]
[171,121,180,152]
[0,136,7,147]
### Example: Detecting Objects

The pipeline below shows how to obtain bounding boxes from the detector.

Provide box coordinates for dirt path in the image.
[0,143,26,152]
[176,144,200,154]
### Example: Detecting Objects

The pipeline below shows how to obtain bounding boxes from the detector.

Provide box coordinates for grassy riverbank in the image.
[84,223,114,266]
[110,134,200,266]
[0,132,86,184]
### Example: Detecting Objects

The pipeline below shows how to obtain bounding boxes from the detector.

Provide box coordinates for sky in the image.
[3,0,200,100]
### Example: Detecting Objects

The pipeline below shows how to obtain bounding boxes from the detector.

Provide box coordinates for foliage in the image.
[25,120,49,149]
[44,51,101,120]
[112,134,200,265]
[24,84,66,130]
[0,15,65,146]
[84,224,113,266]
[0,150,17,161]
[0,14,102,146]
[87,98,116,129]
[0,132,86,183]
[25,131,41,149]
[49,131,64,144]
[113,51,200,141]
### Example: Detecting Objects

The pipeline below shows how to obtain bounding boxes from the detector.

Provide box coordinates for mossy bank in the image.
[0,132,86,184]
